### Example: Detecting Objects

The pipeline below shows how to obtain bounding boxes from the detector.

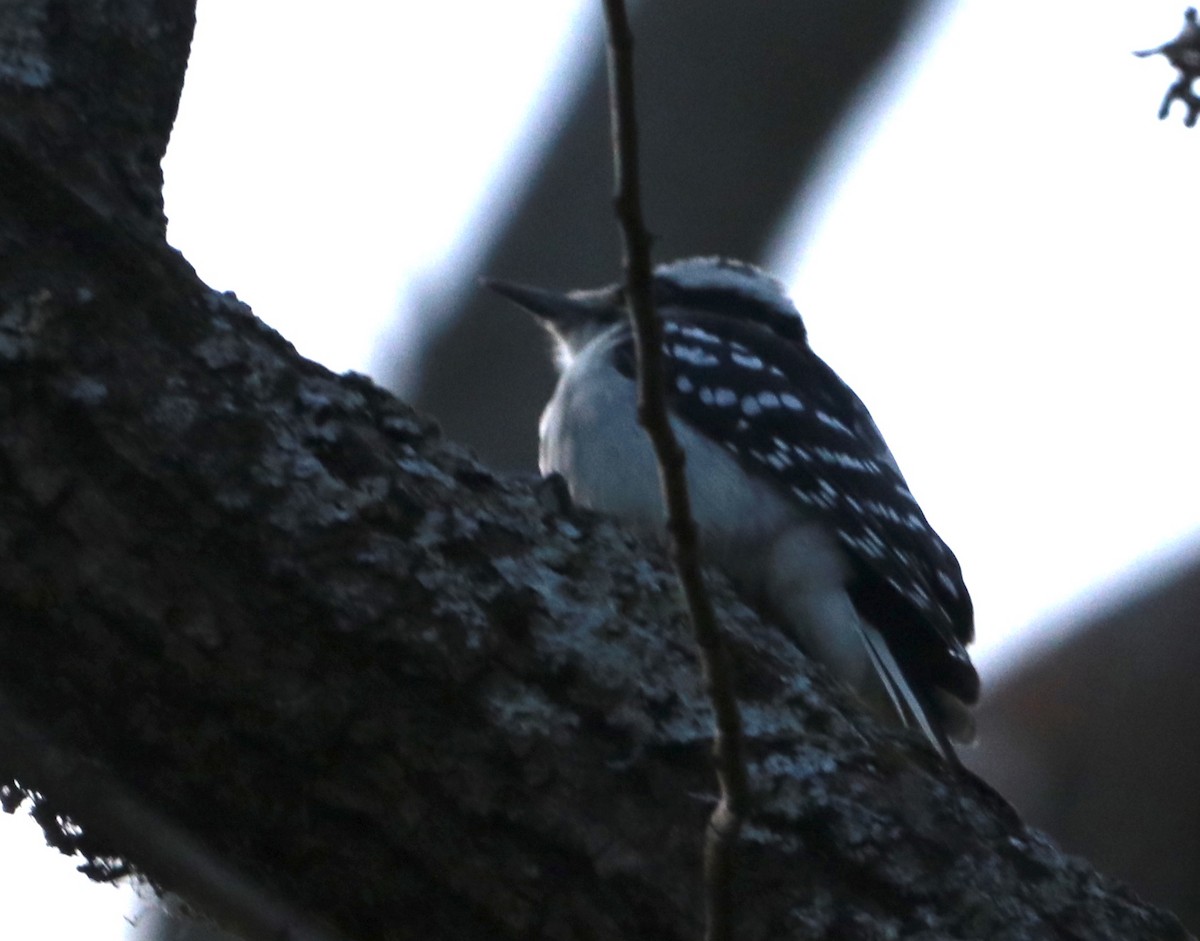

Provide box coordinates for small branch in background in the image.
[1134,7,1200,126]
[598,3,749,941]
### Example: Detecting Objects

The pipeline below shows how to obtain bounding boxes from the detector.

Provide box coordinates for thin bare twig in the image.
[598,4,750,940]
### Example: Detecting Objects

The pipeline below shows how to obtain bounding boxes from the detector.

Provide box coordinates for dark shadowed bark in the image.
[0,4,1191,940]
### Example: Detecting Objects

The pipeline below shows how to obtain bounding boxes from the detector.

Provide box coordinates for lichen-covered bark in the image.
[0,3,1191,940]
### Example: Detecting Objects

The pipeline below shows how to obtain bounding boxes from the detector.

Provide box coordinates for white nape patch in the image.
[780,392,804,411]
[741,395,762,417]
[676,375,695,394]
[670,343,719,367]
[714,388,737,407]
[655,256,800,318]
[815,410,853,435]
[757,391,780,409]
[732,351,765,370]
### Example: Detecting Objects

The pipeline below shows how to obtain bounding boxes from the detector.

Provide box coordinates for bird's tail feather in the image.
[859,623,951,761]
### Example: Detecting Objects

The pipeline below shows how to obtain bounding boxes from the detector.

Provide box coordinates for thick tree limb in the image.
[0,3,1192,940]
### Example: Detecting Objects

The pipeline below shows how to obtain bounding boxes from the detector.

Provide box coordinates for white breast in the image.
[538,326,874,691]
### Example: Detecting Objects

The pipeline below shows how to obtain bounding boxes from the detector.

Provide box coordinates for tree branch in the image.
[1135,7,1200,126]
[600,4,748,940]
[0,3,1192,940]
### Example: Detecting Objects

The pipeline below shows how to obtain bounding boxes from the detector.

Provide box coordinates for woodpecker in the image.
[486,257,978,758]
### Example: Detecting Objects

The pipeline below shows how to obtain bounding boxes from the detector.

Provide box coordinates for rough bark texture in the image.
[0,3,1192,940]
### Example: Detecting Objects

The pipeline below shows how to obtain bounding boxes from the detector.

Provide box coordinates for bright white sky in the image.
[775,2,1200,671]
[5,2,1197,937]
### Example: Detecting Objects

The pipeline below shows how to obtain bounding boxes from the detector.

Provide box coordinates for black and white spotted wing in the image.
[612,311,978,704]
